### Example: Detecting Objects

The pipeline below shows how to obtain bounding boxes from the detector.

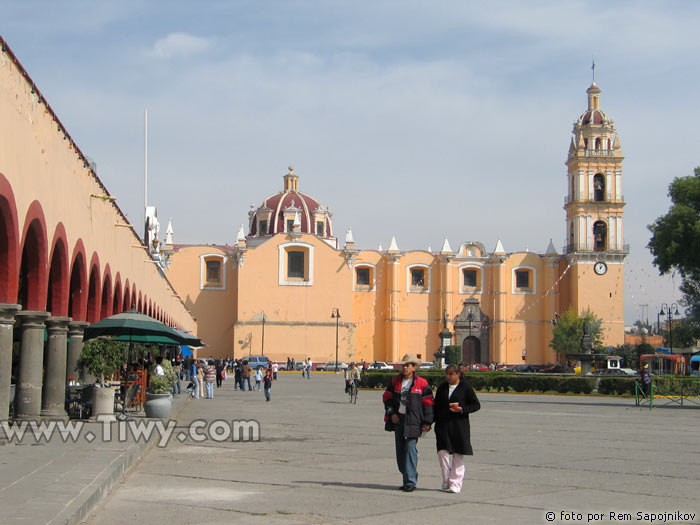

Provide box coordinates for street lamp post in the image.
[261,312,266,356]
[659,302,680,353]
[331,308,340,373]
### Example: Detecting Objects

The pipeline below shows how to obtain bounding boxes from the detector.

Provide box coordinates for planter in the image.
[144,392,172,418]
[91,386,115,418]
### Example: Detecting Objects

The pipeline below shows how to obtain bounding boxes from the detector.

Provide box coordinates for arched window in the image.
[354,264,375,291]
[595,137,602,150]
[593,221,607,252]
[200,253,227,290]
[593,174,605,202]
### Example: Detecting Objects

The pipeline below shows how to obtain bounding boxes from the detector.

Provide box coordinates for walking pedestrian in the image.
[433,364,480,493]
[382,354,434,492]
[305,357,312,378]
[242,360,252,391]
[197,361,205,399]
[272,361,278,380]
[234,360,242,390]
[215,359,224,388]
[263,367,273,401]
[190,359,199,399]
[205,360,216,399]
[253,367,263,391]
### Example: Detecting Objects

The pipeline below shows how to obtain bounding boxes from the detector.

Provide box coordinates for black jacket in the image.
[434,379,480,455]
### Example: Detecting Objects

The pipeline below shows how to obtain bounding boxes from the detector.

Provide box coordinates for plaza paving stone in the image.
[83,373,699,524]
[1,372,698,524]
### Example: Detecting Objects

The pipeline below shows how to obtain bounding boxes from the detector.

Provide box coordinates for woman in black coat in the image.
[434,364,480,493]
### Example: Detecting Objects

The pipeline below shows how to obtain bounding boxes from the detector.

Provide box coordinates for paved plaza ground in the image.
[1,373,698,524]
[82,373,699,525]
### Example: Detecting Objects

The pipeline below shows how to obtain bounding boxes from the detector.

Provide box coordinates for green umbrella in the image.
[111,334,182,345]
[84,310,201,345]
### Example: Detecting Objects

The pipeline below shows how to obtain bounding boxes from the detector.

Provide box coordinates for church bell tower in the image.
[564,81,627,346]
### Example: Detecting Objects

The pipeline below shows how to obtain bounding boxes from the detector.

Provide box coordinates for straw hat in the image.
[400,354,421,366]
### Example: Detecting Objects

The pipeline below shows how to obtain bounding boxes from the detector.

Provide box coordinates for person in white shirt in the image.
[154,357,165,376]
[253,367,263,391]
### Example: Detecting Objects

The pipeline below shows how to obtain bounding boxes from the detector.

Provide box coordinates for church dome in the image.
[576,83,612,126]
[248,167,335,242]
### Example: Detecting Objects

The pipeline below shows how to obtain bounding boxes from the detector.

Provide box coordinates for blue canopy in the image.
[180,345,193,357]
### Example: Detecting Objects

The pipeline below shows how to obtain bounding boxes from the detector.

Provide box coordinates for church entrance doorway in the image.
[462,336,480,366]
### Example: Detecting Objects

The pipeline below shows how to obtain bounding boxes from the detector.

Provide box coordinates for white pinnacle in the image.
[545,239,558,255]
[236,225,246,242]
[388,236,399,251]
[165,219,174,245]
[345,228,354,244]
[441,237,453,253]
[493,238,505,254]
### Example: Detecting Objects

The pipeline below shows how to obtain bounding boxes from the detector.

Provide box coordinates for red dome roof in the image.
[248,169,333,239]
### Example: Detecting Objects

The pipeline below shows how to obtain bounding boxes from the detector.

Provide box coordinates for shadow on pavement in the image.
[295,480,443,492]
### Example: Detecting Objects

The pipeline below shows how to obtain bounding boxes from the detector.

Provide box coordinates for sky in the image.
[2,0,699,325]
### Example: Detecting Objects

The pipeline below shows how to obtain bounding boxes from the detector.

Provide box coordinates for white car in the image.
[420,362,435,370]
[317,361,348,371]
[370,361,393,370]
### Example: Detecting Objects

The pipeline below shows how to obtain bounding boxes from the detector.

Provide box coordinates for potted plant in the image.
[143,361,175,418]
[77,339,125,418]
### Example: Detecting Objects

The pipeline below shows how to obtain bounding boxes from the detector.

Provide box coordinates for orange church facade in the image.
[166,82,627,365]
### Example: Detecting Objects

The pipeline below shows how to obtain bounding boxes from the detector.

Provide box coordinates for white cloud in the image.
[145,32,212,59]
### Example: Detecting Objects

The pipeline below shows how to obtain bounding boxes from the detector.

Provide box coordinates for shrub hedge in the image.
[596,376,700,396]
[360,371,596,394]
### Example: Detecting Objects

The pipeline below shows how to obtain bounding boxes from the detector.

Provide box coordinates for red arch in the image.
[137,291,142,313]
[0,173,20,303]
[123,279,130,312]
[131,287,137,312]
[86,252,101,324]
[100,264,113,320]
[18,201,49,310]
[113,273,122,315]
[68,239,87,321]
[147,299,152,318]
[47,222,69,316]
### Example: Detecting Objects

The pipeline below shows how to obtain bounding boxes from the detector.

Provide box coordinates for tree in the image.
[648,167,700,320]
[77,339,126,386]
[663,318,699,349]
[550,308,604,357]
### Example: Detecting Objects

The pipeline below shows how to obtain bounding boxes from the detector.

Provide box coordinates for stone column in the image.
[0,304,21,420]
[14,311,50,420]
[41,316,71,419]
[66,321,88,384]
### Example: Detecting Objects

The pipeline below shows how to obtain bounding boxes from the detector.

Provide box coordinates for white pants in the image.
[437,449,465,492]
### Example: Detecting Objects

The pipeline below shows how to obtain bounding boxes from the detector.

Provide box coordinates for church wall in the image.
[501,252,548,364]
[234,234,354,363]
[166,245,234,357]
[352,250,383,363]
[566,261,625,347]
[394,251,440,360]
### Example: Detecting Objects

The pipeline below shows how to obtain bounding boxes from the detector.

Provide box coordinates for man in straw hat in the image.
[382,354,434,492]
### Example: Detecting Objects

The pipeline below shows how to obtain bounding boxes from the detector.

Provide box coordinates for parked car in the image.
[244,355,270,371]
[370,361,393,370]
[317,361,348,371]
[601,368,638,376]
[541,363,574,373]
[470,363,489,371]
[419,362,435,370]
